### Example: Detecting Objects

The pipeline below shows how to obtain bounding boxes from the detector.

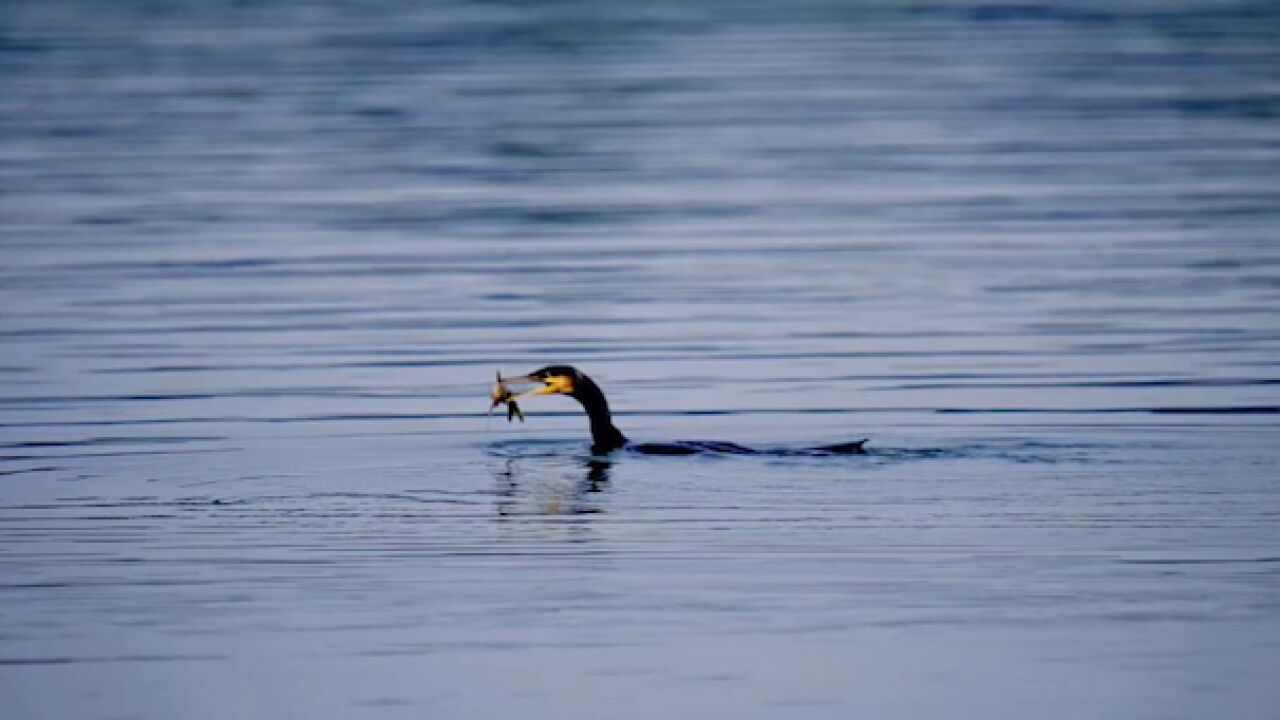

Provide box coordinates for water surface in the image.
[2,1,1279,718]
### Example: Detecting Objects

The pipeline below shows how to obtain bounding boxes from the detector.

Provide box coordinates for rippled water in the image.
[2,1,1279,717]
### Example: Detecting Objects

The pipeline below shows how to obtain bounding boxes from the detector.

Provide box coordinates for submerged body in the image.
[629,439,869,456]
[492,365,867,456]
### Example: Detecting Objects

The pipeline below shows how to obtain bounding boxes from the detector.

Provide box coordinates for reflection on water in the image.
[1,0,1279,717]
[492,457,611,518]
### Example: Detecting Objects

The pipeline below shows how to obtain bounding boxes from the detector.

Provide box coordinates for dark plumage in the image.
[496,365,867,457]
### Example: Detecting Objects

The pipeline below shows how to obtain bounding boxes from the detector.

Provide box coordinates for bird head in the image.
[502,365,580,399]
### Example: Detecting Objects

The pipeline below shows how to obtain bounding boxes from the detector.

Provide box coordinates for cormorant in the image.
[493,365,867,456]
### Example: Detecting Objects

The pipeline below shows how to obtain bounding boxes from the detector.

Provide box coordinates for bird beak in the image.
[502,373,572,399]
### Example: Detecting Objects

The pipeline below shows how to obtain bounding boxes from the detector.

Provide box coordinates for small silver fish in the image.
[489,371,525,423]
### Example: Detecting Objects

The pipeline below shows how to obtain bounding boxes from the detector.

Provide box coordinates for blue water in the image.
[2,1,1279,718]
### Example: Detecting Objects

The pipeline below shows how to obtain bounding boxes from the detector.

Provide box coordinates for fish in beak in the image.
[489,371,525,423]
[486,366,578,417]
[489,368,576,422]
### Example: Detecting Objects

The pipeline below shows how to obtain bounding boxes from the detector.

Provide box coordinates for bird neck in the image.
[571,375,627,453]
